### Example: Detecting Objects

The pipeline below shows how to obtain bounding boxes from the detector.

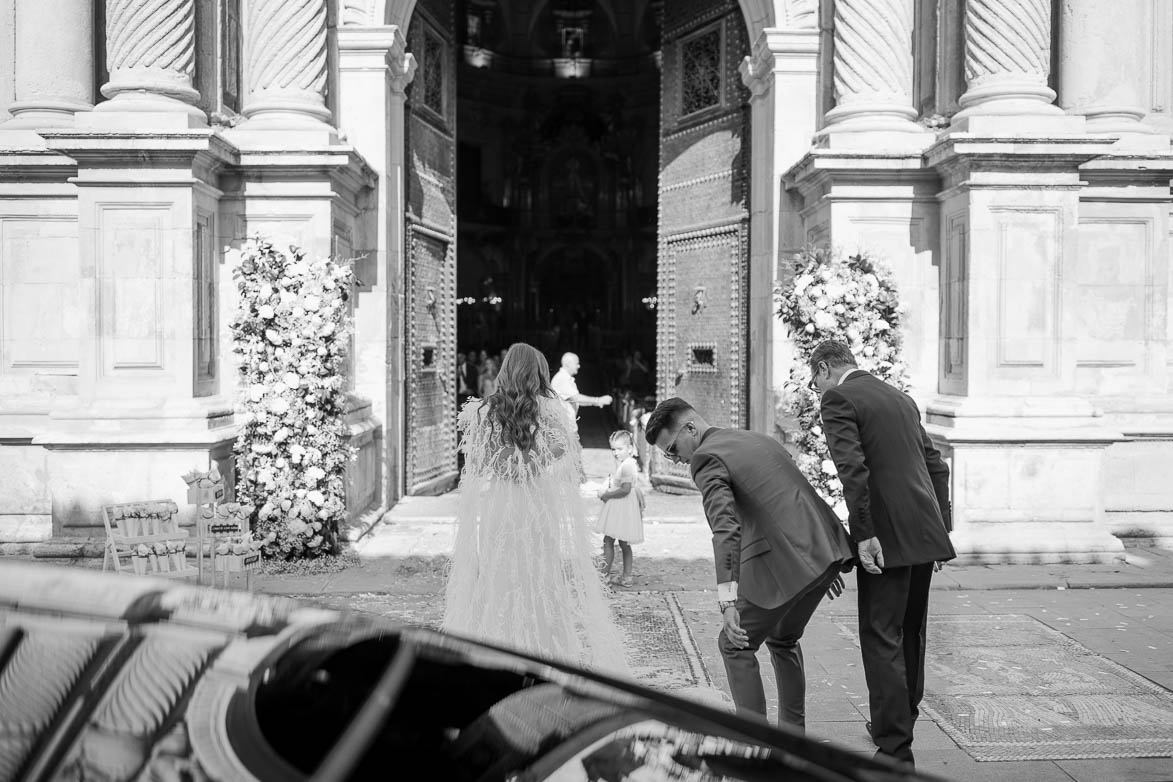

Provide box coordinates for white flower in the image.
[269,397,290,415]
[287,261,310,277]
[249,384,267,402]
[288,518,308,536]
[283,372,300,389]
[307,490,326,506]
[804,323,815,334]
[303,295,321,312]
[794,274,814,296]
[258,304,275,319]
[832,500,849,521]
[251,442,273,454]
[265,328,283,345]
[872,319,891,332]
[814,311,837,331]
[821,459,838,476]
[305,466,326,483]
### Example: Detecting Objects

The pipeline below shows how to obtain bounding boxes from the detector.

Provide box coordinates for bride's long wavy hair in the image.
[482,343,554,450]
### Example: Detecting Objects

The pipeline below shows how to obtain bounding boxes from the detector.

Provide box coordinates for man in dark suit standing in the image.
[809,340,955,767]
[646,398,854,730]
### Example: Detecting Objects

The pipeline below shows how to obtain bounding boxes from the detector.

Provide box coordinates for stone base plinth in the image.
[930,401,1127,564]
[950,521,1124,564]
[41,430,235,540]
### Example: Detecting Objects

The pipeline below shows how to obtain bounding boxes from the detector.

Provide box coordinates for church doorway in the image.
[401,0,751,493]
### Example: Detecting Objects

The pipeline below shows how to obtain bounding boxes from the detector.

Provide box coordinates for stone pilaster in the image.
[740,26,819,434]
[2,0,94,129]
[1058,0,1162,142]
[240,0,332,128]
[89,0,205,126]
[951,0,1078,133]
[817,0,929,146]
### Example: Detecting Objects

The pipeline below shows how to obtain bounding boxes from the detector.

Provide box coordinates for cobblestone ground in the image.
[253,449,1173,782]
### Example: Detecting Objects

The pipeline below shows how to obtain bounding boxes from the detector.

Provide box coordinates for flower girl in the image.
[596,430,645,587]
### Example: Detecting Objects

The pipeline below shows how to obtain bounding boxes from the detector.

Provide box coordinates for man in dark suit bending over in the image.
[809,340,955,767]
[646,398,854,730]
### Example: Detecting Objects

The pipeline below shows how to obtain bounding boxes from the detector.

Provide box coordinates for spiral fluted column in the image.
[2,0,94,128]
[1058,0,1154,136]
[954,0,1062,120]
[93,0,203,121]
[240,0,332,127]
[820,0,923,136]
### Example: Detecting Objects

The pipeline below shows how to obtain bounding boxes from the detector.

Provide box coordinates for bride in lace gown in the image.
[443,343,628,675]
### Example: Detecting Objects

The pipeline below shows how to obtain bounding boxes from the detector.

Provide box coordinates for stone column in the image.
[2,0,93,128]
[91,0,205,124]
[239,0,332,128]
[1058,0,1156,137]
[951,0,1072,131]
[818,0,926,141]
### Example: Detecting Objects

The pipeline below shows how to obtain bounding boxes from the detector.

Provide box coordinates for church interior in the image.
[454,0,661,396]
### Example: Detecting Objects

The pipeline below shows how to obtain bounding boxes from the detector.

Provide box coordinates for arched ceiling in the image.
[349,0,785,42]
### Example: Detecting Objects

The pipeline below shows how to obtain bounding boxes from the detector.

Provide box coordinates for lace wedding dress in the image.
[443,395,629,676]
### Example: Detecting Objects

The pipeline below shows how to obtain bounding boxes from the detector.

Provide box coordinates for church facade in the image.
[1,0,1171,562]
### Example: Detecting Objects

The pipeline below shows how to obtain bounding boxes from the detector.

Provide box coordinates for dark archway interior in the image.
[456,0,661,427]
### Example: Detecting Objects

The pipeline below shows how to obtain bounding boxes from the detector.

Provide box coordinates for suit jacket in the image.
[690,428,855,610]
[819,371,955,568]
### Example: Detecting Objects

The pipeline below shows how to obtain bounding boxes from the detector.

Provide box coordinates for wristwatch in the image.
[718,600,737,613]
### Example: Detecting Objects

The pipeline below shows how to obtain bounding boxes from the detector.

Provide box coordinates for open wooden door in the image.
[404,0,458,494]
[653,0,751,491]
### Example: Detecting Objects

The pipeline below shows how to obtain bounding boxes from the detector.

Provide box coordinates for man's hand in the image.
[826,574,845,600]
[598,395,613,407]
[722,605,749,649]
[857,537,885,574]
[934,560,947,573]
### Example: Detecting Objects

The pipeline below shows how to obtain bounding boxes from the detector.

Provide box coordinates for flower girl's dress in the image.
[443,395,628,675]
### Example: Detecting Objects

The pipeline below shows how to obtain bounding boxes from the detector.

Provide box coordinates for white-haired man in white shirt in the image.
[550,352,612,433]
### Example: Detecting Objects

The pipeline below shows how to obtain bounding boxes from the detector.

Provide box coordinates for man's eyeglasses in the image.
[663,423,690,463]
[808,363,824,393]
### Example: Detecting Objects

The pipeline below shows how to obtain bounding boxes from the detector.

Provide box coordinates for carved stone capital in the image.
[390,52,419,97]
[739,27,819,97]
[781,0,818,30]
[241,0,331,127]
[95,0,203,120]
[342,0,377,26]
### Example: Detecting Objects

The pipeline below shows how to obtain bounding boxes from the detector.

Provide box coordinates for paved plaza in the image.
[244,450,1173,782]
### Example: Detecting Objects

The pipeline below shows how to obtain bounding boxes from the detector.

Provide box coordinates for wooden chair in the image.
[100,500,198,580]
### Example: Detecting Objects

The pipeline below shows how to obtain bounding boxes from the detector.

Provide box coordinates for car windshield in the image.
[246,626,925,782]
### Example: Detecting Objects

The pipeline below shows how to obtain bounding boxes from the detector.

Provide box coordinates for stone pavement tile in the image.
[913,755,1074,782]
[804,720,875,754]
[939,565,1066,591]
[322,560,444,595]
[1054,758,1173,782]
[253,573,333,594]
